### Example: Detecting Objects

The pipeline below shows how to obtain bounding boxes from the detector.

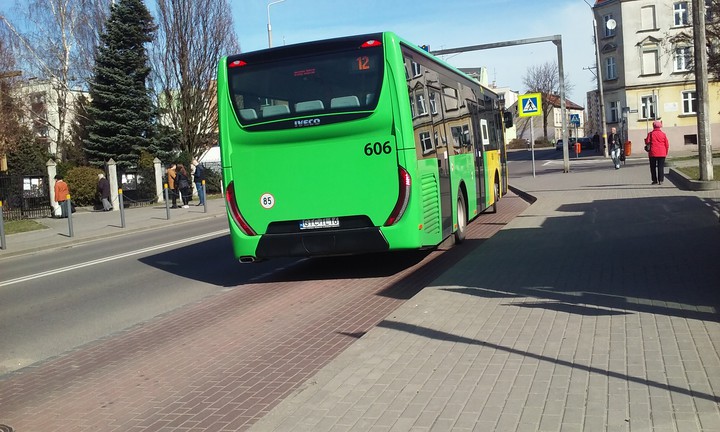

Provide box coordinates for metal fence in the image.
[0,173,52,220]
[118,172,155,209]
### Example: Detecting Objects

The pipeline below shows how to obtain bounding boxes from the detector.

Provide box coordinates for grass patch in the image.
[668,152,720,163]
[676,165,720,181]
[3,219,48,235]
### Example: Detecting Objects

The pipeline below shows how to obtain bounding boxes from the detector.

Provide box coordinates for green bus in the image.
[217,32,508,263]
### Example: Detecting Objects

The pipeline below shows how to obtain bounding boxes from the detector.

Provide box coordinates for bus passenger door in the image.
[470,105,486,212]
[429,88,453,239]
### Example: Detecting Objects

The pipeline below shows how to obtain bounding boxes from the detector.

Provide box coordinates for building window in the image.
[641,95,657,119]
[411,61,421,77]
[442,86,459,111]
[682,90,697,114]
[641,5,657,30]
[415,93,427,116]
[409,95,415,117]
[419,132,433,154]
[429,91,438,114]
[605,57,617,79]
[609,101,619,123]
[603,14,615,37]
[642,46,659,75]
[674,2,689,26]
[674,47,692,71]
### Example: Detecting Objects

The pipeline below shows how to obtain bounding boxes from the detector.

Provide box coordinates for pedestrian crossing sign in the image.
[518,93,542,118]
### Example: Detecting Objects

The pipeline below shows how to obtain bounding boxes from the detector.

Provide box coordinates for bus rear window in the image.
[227,46,383,125]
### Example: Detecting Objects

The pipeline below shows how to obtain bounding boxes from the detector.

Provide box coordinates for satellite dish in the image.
[607,19,617,30]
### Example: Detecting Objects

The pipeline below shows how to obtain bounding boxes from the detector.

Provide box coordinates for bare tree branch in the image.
[0,0,110,157]
[150,0,239,158]
[522,61,574,139]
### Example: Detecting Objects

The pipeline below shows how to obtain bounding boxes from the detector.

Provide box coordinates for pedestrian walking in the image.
[53,174,70,218]
[166,163,178,208]
[176,164,192,208]
[97,173,112,211]
[645,120,669,185]
[608,127,621,169]
[191,159,205,206]
[592,132,600,153]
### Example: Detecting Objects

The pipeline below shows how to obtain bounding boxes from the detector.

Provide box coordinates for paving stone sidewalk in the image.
[250,154,720,432]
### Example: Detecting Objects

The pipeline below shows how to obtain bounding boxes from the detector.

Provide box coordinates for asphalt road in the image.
[0,216,297,376]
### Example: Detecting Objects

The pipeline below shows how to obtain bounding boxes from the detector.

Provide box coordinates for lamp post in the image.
[267,0,286,48]
[592,16,609,158]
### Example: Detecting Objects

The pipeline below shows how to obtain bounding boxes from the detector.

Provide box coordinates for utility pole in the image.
[267,0,286,48]
[433,35,570,172]
[692,0,713,180]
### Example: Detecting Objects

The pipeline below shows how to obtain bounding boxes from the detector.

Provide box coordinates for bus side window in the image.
[295,100,325,113]
[262,105,290,118]
[330,96,360,109]
[240,109,258,120]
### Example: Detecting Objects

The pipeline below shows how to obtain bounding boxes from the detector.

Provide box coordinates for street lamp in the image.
[592,16,610,158]
[587,0,614,158]
[267,0,286,48]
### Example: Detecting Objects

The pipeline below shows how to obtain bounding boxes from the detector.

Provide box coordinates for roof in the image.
[545,94,584,110]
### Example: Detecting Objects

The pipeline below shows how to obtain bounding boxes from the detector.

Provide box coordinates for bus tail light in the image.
[228,60,247,68]
[384,167,411,226]
[225,181,257,236]
[361,40,382,48]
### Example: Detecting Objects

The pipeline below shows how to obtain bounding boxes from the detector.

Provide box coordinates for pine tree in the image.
[85,0,156,171]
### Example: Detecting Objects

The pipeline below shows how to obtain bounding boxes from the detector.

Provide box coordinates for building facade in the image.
[592,0,719,151]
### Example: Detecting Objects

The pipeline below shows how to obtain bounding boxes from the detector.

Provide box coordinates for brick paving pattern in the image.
[250,156,720,432]
[0,194,528,431]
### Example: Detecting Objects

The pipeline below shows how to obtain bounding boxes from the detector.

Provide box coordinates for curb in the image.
[667,168,720,191]
[0,213,224,260]
[508,184,537,204]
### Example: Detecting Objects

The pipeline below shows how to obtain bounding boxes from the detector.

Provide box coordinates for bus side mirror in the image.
[503,111,513,128]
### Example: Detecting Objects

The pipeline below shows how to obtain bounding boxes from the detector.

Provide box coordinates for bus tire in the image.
[454,192,467,244]
[489,176,500,214]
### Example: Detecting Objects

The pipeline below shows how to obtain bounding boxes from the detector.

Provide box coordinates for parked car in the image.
[577,137,594,150]
[555,137,577,151]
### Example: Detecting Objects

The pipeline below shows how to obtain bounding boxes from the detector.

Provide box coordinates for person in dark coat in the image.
[176,164,192,208]
[97,173,112,211]
[191,159,205,206]
[608,127,621,169]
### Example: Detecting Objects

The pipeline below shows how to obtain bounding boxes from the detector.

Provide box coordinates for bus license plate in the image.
[300,218,340,230]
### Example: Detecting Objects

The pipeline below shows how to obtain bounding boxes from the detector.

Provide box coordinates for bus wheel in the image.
[489,179,500,214]
[454,193,467,244]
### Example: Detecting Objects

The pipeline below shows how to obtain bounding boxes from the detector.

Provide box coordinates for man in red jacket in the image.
[645,120,669,185]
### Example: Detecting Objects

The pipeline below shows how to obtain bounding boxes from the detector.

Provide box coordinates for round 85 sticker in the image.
[260,193,275,209]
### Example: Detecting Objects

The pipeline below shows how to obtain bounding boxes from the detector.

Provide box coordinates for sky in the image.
[228,0,598,106]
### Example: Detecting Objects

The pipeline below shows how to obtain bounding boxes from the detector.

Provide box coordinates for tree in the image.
[670,0,720,80]
[708,0,720,79]
[0,33,24,160]
[85,0,156,171]
[150,0,239,159]
[65,93,91,167]
[0,0,111,159]
[522,62,573,139]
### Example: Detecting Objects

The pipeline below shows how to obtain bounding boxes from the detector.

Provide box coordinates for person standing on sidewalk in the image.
[608,127,621,169]
[645,120,669,185]
[97,173,112,211]
[166,163,178,208]
[53,174,70,218]
[176,164,192,208]
[191,159,205,206]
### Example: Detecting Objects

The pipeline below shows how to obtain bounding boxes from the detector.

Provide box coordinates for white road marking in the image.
[0,229,228,288]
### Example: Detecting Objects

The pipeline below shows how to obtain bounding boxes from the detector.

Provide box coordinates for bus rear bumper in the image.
[255,227,389,258]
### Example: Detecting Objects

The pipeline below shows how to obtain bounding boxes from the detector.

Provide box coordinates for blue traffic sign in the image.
[569,113,580,126]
